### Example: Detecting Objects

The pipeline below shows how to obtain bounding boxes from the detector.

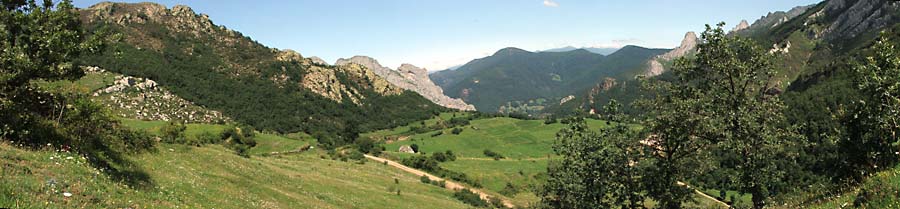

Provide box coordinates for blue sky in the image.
[75,0,821,71]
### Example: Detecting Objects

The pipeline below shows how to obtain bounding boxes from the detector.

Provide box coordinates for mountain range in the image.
[429,46,669,112]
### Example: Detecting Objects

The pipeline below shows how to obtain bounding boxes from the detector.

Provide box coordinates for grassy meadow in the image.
[0,135,469,208]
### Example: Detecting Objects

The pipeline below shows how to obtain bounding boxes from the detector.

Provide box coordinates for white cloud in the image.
[542,0,559,7]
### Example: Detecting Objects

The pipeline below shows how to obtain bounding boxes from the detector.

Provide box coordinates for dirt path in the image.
[364,154,515,208]
[677,181,730,208]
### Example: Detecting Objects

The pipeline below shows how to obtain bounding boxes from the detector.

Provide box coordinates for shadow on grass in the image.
[4,112,156,190]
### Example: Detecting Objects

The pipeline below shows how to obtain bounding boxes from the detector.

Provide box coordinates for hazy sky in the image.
[75,0,821,71]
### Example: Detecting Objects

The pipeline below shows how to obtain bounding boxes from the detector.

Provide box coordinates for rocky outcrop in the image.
[732,20,750,32]
[90,69,230,123]
[643,32,698,77]
[301,63,402,105]
[336,56,475,111]
[748,5,812,31]
[308,56,328,65]
[817,0,899,41]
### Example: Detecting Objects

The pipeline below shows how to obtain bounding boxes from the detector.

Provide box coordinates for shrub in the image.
[420,175,431,184]
[500,182,519,196]
[444,150,457,161]
[451,127,464,135]
[160,121,187,144]
[431,131,443,137]
[453,189,488,207]
[354,137,376,154]
[410,144,420,153]
[483,149,504,160]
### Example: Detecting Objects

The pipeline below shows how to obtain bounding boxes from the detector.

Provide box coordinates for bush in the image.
[410,144,420,153]
[431,131,443,137]
[453,189,488,207]
[160,121,187,144]
[222,125,257,157]
[420,175,431,184]
[354,137,376,154]
[444,150,457,161]
[500,182,519,196]
[451,127,464,135]
[483,149,504,160]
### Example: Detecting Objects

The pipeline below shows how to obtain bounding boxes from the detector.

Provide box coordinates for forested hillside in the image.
[77,2,444,146]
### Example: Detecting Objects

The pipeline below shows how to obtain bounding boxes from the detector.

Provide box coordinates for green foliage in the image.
[451,127,464,135]
[160,121,187,144]
[843,33,900,174]
[658,23,802,208]
[539,118,645,209]
[401,153,481,188]
[420,175,431,184]
[499,182,520,196]
[79,15,442,149]
[221,125,257,157]
[410,143,419,153]
[453,188,489,207]
[482,149,504,160]
[354,137,376,154]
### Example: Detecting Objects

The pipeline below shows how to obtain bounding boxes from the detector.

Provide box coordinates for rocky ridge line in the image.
[335,56,475,111]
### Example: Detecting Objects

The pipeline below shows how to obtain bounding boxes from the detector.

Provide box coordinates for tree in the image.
[667,23,801,209]
[0,0,102,143]
[638,76,710,209]
[539,118,645,208]
[844,33,900,175]
[602,99,623,123]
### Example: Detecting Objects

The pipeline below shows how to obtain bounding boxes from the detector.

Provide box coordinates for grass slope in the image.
[0,141,469,208]
[379,116,614,206]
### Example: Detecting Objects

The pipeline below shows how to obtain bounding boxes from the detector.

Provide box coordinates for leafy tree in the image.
[539,118,645,208]
[843,33,900,176]
[638,75,710,208]
[602,99,623,123]
[668,23,802,208]
[0,0,102,143]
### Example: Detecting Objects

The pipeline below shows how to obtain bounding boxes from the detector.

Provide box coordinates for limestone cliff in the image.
[336,56,475,111]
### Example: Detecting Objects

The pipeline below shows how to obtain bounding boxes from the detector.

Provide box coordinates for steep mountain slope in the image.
[77,2,444,144]
[642,32,699,77]
[335,56,475,111]
[429,46,668,112]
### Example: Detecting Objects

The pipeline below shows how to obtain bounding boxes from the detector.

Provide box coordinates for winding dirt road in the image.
[364,154,515,208]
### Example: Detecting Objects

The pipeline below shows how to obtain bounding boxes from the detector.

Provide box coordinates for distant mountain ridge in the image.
[540,46,621,55]
[429,45,668,112]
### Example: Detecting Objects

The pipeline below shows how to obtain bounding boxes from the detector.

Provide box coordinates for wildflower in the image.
[66,156,73,160]
[62,192,72,197]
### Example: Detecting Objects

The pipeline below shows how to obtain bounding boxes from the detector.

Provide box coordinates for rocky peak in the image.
[398,64,427,76]
[643,31,698,77]
[308,56,329,65]
[335,56,394,77]
[663,32,698,60]
[275,49,303,62]
[336,56,475,111]
[81,2,221,40]
[732,20,750,32]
